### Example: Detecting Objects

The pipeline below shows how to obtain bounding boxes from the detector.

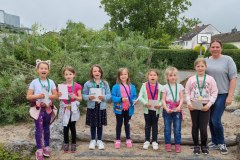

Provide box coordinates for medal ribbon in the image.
[168,83,178,103]
[121,83,131,102]
[68,81,75,104]
[148,82,158,100]
[196,74,206,97]
[38,78,50,92]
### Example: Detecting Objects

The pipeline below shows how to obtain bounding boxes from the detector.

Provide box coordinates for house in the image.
[212,28,240,48]
[0,10,20,28]
[174,24,221,49]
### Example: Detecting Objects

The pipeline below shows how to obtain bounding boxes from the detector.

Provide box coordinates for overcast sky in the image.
[0,0,239,33]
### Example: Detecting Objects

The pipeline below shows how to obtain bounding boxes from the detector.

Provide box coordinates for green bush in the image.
[0,145,30,160]
[223,43,238,49]
[193,44,206,54]
[151,49,199,70]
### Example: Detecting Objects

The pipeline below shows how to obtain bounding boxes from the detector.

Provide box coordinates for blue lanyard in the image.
[148,82,158,100]
[121,83,131,102]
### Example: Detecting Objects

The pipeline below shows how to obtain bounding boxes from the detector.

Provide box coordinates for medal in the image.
[196,74,206,101]
[67,105,71,110]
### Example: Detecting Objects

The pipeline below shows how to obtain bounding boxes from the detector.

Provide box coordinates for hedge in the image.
[151,49,199,70]
[205,49,240,71]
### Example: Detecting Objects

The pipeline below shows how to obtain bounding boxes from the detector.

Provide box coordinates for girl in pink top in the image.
[58,66,82,153]
[185,58,218,155]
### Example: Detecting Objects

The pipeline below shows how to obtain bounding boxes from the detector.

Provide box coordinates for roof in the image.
[178,24,210,41]
[212,31,240,43]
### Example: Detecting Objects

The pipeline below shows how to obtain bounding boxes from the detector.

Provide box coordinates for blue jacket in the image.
[82,80,111,110]
[111,83,137,116]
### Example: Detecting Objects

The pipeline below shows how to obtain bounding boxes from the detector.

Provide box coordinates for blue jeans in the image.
[163,110,182,144]
[209,94,228,145]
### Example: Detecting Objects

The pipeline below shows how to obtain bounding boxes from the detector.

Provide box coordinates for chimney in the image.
[195,23,199,33]
[232,27,237,33]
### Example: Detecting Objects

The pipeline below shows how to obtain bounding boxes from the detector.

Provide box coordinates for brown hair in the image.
[116,68,131,84]
[145,69,159,80]
[210,39,223,48]
[164,66,178,82]
[62,66,76,75]
[194,58,207,67]
[90,64,103,80]
[36,62,50,70]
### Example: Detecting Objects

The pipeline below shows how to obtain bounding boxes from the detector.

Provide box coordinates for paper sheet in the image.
[148,100,159,111]
[42,88,51,105]
[58,84,68,99]
[89,88,102,102]
[192,101,203,110]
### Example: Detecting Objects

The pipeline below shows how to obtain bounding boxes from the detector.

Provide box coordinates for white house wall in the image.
[0,10,4,23]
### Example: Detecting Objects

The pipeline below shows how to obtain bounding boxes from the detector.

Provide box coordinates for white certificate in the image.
[89,88,102,102]
[149,100,159,111]
[42,88,51,105]
[58,84,68,100]
[192,101,203,110]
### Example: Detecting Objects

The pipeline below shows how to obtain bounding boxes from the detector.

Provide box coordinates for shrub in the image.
[193,44,206,54]
[223,43,238,49]
[151,49,199,70]
[0,144,30,160]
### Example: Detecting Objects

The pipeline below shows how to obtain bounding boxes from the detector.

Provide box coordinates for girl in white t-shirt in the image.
[162,66,184,153]
[26,59,58,160]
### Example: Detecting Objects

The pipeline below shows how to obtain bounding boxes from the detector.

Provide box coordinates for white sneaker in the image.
[97,140,105,150]
[89,140,96,150]
[152,141,158,150]
[143,141,150,150]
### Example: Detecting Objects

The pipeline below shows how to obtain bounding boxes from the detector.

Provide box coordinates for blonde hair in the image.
[165,66,178,82]
[145,69,159,80]
[194,58,207,67]
[116,68,131,84]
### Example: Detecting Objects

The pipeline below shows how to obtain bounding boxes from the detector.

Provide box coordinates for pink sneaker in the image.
[126,139,132,148]
[115,140,121,149]
[43,146,50,157]
[175,144,181,153]
[165,144,172,152]
[36,149,44,160]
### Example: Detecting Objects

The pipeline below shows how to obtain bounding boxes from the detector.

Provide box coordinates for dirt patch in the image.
[0,103,239,159]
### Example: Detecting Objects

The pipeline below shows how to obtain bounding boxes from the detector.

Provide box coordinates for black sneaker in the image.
[201,146,209,155]
[193,146,200,155]
[63,143,69,153]
[219,144,228,155]
[208,141,219,150]
[71,144,77,153]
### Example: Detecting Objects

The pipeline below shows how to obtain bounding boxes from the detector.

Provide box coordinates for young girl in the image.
[58,66,82,153]
[82,64,111,150]
[162,66,184,153]
[27,59,58,160]
[185,58,218,155]
[112,68,137,149]
[138,69,162,150]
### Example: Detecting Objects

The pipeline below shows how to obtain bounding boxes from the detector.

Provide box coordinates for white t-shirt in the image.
[29,78,56,102]
[162,83,184,103]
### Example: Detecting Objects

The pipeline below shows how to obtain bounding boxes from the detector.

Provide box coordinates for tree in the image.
[100,0,200,42]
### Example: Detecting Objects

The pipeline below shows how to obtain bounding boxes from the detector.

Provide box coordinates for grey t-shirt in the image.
[205,55,237,94]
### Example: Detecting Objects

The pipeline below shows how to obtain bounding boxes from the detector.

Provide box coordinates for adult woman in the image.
[205,39,237,155]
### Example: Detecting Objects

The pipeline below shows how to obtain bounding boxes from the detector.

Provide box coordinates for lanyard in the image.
[91,80,103,88]
[196,74,206,97]
[148,82,158,100]
[121,83,131,102]
[38,78,50,92]
[68,82,75,104]
[168,83,177,103]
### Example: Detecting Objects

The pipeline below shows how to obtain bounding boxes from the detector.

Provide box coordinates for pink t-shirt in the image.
[62,82,82,104]
[120,84,130,111]
[146,83,158,100]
